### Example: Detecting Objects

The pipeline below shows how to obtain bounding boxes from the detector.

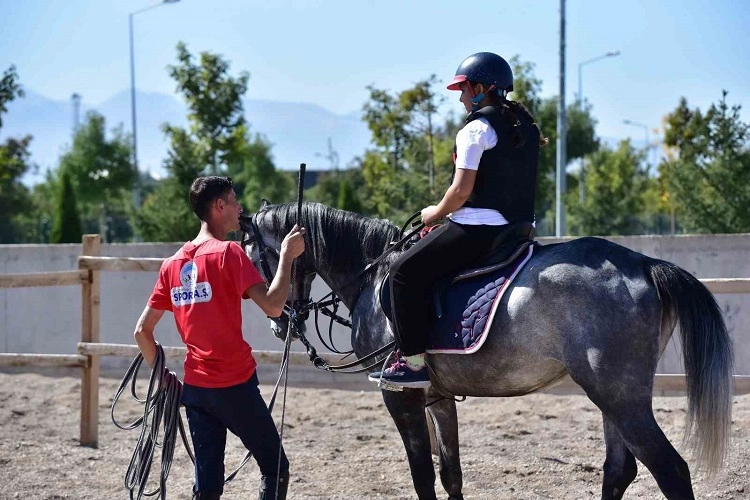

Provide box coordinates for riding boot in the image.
[258,470,290,500]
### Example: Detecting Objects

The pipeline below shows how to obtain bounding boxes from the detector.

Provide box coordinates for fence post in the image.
[80,234,101,447]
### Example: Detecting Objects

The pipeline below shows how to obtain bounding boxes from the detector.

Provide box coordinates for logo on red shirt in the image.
[171,261,212,307]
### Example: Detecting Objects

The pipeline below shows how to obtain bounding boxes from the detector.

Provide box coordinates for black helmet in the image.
[447,52,514,93]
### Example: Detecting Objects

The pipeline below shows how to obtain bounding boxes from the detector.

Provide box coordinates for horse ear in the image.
[260,199,271,209]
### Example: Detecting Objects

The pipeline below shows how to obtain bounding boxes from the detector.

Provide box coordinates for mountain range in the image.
[3,89,635,187]
[2,89,373,186]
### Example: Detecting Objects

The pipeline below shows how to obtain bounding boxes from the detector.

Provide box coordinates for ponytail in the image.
[497,95,549,148]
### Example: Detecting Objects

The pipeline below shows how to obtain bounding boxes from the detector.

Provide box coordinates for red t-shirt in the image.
[147,239,265,388]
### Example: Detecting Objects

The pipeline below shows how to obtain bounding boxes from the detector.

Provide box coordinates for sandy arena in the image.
[0,370,748,499]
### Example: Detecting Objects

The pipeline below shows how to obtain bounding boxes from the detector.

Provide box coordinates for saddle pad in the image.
[426,244,533,354]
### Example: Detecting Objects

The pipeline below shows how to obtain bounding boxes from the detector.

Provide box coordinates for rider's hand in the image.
[281,224,306,259]
[421,205,442,225]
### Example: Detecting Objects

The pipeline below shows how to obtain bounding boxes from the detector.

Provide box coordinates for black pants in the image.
[181,372,289,496]
[389,220,506,356]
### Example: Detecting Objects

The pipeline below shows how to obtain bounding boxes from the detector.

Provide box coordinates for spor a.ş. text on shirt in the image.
[449,116,509,226]
[148,238,265,388]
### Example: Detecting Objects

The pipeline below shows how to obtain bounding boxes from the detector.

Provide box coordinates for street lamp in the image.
[623,119,650,172]
[578,51,620,108]
[577,50,620,203]
[129,0,180,215]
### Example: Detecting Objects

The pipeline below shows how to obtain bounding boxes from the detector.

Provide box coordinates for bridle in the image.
[238,209,425,374]
[240,210,314,325]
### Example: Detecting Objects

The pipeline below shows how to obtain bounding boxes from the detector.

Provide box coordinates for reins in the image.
[239,209,426,374]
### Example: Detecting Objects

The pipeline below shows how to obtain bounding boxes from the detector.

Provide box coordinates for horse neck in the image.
[305,209,396,308]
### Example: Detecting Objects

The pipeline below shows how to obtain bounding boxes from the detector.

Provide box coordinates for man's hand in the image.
[281,225,306,260]
[248,225,306,318]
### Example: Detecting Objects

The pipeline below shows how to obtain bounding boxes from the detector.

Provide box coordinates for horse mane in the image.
[259,202,400,282]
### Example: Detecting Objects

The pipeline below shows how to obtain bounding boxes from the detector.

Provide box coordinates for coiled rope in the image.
[111,343,190,499]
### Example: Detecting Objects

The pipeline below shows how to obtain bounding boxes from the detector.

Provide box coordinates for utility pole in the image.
[555,0,567,237]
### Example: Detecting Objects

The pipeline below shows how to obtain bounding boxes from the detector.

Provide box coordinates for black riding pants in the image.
[389,220,506,356]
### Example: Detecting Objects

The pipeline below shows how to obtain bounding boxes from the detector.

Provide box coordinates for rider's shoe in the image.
[368,356,431,389]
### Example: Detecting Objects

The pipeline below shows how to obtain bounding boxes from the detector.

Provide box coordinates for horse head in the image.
[240,201,317,341]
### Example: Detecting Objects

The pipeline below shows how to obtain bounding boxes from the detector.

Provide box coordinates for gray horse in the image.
[242,201,733,500]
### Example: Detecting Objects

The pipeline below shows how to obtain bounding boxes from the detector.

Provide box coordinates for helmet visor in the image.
[447,75,468,91]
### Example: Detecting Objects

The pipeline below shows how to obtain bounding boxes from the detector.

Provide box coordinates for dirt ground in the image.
[0,370,748,500]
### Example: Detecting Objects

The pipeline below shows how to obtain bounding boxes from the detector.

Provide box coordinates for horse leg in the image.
[382,388,438,500]
[601,415,638,499]
[589,393,693,500]
[426,396,464,500]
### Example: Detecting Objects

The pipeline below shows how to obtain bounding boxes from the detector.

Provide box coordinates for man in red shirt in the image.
[133,176,305,500]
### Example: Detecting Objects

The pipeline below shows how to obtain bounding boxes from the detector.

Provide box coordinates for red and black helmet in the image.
[447,52,514,93]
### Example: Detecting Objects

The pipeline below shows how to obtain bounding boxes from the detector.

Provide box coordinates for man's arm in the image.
[133,305,167,367]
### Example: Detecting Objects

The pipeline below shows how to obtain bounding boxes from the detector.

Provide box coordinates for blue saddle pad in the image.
[426,244,533,354]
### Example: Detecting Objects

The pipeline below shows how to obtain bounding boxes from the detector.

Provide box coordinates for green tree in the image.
[0,136,33,243]
[58,111,134,241]
[305,167,366,213]
[50,170,82,243]
[0,65,24,129]
[225,126,294,211]
[400,75,446,196]
[507,57,598,234]
[360,79,453,221]
[336,178,363,213]
[0,65,33,243]
[136,43,284,241]
[568,140,648,236]
[661,91,750,233]
[59,111,134,205]
[135,127,203,242]
[168,42,249,174]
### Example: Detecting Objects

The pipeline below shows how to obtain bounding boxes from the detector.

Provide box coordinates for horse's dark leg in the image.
[591,396,693,500]
[601,415,637,500]
[426,396,463,500]
[382,388,438,500]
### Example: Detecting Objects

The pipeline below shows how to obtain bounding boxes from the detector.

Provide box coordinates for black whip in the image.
[274,162,306,499]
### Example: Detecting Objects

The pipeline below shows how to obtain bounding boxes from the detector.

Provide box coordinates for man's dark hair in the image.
[189,176,234,221]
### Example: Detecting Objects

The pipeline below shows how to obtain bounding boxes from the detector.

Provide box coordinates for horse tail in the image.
[648,260,733,473]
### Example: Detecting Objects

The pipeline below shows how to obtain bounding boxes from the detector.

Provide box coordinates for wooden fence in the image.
[1,234,750,448]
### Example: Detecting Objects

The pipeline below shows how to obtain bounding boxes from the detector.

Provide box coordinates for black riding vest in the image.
[455,105,540,224]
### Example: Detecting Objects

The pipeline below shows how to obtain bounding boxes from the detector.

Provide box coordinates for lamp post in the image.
[578,51,620,110]
[577,50,620,203]
[623,119,650,172]
[129,0,180,217]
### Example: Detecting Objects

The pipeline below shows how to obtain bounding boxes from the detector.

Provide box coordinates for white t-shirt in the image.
[448,117,509,226]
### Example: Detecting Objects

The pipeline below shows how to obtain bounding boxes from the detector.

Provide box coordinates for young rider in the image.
[370,52,545,389]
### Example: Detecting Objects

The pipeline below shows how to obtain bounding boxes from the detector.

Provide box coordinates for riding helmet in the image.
[447,52,514,93]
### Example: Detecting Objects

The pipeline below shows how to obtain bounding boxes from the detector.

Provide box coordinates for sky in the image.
[1,0,749,167]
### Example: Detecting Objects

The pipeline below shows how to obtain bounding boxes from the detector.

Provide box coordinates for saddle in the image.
[379,221,536,323]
